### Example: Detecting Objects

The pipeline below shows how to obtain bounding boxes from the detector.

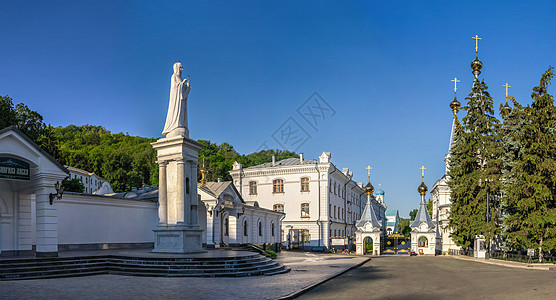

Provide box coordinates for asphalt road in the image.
[297,255,556,300]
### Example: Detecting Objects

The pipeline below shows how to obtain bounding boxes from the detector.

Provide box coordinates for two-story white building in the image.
[65,166,113,194]
[229,152,386,251]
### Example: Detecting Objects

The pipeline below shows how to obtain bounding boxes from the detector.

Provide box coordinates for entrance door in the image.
[383,234,411,254]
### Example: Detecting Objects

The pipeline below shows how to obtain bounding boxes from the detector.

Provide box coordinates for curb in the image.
[278,257,371,300]
[448,255,555,271]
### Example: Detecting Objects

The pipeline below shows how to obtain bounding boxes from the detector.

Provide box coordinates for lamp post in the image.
[49,181,64,205]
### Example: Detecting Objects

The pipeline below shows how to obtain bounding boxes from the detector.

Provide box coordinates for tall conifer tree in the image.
[448,78,502,250]
[504,68,556,261]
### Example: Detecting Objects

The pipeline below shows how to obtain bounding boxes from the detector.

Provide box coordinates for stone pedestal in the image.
[151,136,205,253]
[153,227,204,253]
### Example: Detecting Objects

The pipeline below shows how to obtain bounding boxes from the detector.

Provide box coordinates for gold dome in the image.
[471,56,483,71]
[418,181,428,195]
[364,181,374,195]
[450,95,461,112]
[501,101,512,116]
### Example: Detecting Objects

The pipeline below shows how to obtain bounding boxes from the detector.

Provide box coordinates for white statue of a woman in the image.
[162,61,191,138]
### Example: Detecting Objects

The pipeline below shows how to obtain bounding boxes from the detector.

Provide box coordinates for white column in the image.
[228,214,238,246]
[206,208,214,246]
[158,162,168,226]
[189,160,199,227]
[35,188,58,256]
[176,159,186,225]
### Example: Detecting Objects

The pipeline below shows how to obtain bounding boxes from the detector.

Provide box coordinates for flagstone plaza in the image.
[0,252,554,300]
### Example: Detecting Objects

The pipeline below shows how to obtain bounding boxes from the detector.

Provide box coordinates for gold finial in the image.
[503,83,511,98]
[200,156,208,185]
[472,35,482,54]
[451,77,461,94]
[420,165,426,180]
[366,165,372,182]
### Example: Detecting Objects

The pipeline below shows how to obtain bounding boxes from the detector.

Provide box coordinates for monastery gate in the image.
[382,233,410,255]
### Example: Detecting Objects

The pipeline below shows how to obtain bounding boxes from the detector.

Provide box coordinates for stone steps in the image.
[0,253,289,280]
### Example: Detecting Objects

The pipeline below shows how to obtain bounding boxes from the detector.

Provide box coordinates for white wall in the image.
[57,193,157,245]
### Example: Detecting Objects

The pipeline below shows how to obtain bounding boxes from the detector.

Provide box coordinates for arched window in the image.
[418,236,428,247]
[186,177,190,194]
[273,179,284,193]
[300,177,309,192]
[301,203,310,218]
[273,204,284,213]
[244,220,248,236]
[249,181,257,195]
[258,222,262,236]
[271,223,275,236]
[224,218,229,236]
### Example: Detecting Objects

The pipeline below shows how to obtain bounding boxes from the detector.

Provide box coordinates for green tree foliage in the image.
[448,78,502,250]
[398,218,411,237]
[427,199,433,218]
[62,178,84,193]
[197,140,298,182]
[502,68,556,260]
[54,125,158,193]
[409,209,418,221]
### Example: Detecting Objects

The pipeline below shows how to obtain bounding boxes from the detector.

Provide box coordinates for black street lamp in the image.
[49,181,64,205]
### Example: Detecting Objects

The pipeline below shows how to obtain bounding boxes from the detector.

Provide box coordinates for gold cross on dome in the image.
[451,77,460,94]
[503,83,511,98]
[472,35,482,53]
[420,165,426,178]
[366,165,372,180]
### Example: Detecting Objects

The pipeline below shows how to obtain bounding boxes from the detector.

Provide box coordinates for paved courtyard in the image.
[2,253,554,300]
[0,252,368,300]
[299,255,556,300]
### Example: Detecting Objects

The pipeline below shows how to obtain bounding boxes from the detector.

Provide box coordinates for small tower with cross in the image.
[411,165,436,255]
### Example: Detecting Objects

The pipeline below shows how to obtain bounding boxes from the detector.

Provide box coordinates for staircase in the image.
[0,253,289,280]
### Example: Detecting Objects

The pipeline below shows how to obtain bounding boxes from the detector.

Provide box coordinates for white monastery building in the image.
[229,152,387,250]
[65,165,113,195]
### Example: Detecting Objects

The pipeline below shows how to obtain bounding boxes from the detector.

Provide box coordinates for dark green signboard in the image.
[0,157,30,180]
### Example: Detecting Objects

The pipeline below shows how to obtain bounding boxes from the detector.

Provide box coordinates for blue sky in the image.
[2,1,555,217]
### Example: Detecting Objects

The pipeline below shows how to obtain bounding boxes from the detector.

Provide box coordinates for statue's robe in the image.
[162,66,191,137]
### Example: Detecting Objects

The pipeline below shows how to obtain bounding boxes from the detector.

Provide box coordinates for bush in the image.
[265,250,277,259]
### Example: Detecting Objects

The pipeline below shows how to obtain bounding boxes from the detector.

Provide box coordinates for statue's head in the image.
[173,61,183,75]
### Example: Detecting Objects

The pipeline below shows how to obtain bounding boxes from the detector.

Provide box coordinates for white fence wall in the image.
[57,193,157,245]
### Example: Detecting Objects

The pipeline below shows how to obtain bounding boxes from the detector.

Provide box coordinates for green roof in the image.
[387,222,396,226]
[385,209,398,216]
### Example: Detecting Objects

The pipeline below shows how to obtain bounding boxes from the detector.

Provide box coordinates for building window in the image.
[329,204,332,217]
[273,179,284,193]
[418,236,428,247]
[244,220,248,236]
[334,206,337,219]
[334,229,337,237]
[186,177,190,194]
[329,180,332,193]
[301,203,310,218]
[224,218,229,236]
[334,182,337,195]
[249,181,257,195]
[300,177,309,192]
[272,223,275,236]
[258,222,262,236]
[273,204,284,213]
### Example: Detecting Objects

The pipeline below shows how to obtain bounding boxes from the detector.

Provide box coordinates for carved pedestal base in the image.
[153,227,205,254]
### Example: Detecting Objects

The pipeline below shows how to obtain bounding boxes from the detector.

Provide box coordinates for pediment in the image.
[0,128,67,177]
